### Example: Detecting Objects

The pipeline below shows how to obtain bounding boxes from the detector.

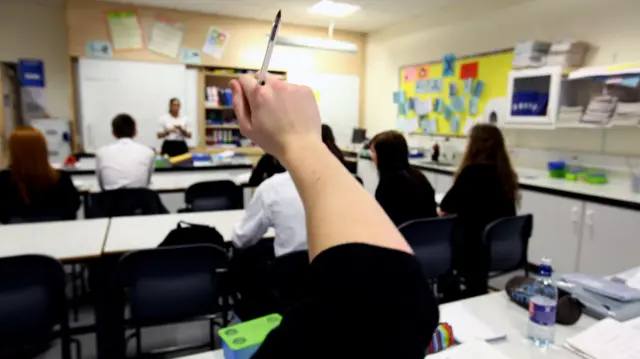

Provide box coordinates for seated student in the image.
[96,114,155,190]
[439,123,518,298]
[321,124,345,164]
[369,130,437,226]
[0,127,80,223]
[248,153,285,187]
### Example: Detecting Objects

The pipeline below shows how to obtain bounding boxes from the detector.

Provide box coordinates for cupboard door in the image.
[519,190,584,274]
[578,202,640,276]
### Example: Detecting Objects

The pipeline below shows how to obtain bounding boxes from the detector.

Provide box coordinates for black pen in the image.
[258,10,282,86]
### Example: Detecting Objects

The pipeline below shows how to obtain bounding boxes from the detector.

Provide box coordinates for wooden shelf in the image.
[205,72,286,81]
[205,104,233,110]
[206,124,240,129]
[205,146,264,156]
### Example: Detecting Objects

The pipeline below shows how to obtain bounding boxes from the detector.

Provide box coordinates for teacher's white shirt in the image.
[96,138,155,190]
[231,172,308,257]
[158,113,190,141]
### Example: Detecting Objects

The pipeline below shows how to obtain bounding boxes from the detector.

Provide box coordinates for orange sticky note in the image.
[417,65,429,80]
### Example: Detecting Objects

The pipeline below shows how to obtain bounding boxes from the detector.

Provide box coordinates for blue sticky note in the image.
[416,80,428,94]
[449,82,458,97]
[452,96,465,112]
[469,97,479,116]
[450,115,461,133]
[444,104,454,120]
[463,79,473,94]
[393,91,405,104]
[434,98,444,113]
[420,118,437,134]
[429,78,443,93]
[473,80,485,97]
[443,54,456,77]
[407,98,414,111]
[397,103,408,115]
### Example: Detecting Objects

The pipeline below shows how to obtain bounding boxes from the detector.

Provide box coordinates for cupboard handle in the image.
[571,205,580,222]
[585,209,594,226]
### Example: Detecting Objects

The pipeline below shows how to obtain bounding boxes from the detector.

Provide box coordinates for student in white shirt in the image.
[231,124,343,257]
[157,97,192,157]
[96,114,155,191]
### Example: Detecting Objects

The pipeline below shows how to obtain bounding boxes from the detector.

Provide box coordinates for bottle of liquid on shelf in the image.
[527,257,558,348]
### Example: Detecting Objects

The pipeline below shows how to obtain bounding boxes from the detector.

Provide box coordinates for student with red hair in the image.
[0,126,80,223]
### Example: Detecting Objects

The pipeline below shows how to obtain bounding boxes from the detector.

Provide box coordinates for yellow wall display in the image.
[398,50,513,136]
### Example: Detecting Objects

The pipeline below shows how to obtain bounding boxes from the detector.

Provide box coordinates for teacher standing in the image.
[157,98,192,157]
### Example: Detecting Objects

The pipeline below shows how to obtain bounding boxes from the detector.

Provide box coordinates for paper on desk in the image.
[625,272,640,290]
[233,172,251,186]
[565,318,640,359]
[427,340,513,359]
[439,303,506,343]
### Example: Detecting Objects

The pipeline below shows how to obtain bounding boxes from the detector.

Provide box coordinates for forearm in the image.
[157,131,168,139]
[282,140,412,260]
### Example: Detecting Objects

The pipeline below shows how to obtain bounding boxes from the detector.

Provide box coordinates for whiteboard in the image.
[286,72,360,147]
[77,59,198,152]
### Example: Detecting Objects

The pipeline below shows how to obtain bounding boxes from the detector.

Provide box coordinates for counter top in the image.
[64,158,253,176]
[408,159,640,211]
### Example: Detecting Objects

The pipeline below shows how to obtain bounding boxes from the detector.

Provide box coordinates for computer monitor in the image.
[351,128,367,144]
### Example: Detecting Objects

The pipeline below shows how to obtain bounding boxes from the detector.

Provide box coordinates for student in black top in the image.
[370,130,437,226]
[321,123,345,164]
[0,126,80,224]
[228,74,438,358]
[439,124,518,298]
[248,153,286,186]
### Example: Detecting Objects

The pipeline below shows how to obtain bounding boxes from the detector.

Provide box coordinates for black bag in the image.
[159,221,229,249]
[506,275,583,325]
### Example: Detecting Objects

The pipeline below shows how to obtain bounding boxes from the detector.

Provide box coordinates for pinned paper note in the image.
[452,96,465,112]
[429,78,443,93]
[421,118,437,134]
[473,80,485,97]
[469,97,479,116]
[460,62,479,79]
[444,104,454,120]
[417,65,429,80]
[463,79,473,94]
[449,82,458,97]
[397,103,409,115]
[397,117,419,134]
[450,115,461,133]
[403,67,417,82]
[415,79,428,94]
[86,41,113,59]
[443,54,456,77]
[414,99,433,115]
[407,97,415,110]
[393,91,406,104]
[434,98,444,113]
[179,48,201,64]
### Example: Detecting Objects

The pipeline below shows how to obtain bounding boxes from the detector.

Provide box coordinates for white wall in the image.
[0,0,70,119]
[365,0,640,156]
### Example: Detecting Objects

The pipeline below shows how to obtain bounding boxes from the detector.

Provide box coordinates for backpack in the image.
[159,221,230,250]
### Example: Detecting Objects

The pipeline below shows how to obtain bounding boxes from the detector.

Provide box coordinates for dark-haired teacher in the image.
[157,98,192,157]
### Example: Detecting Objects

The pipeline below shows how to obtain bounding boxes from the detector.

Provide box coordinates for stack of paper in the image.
[428,340,513,359]
[611,102,640,127]
[439,302,506,343]
[565,318,640,359]
[557,106,584,125]
[581,95,617,125]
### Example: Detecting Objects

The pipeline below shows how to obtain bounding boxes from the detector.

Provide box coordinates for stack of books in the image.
[611,102,640,127]
[557,106,584,125]
[581,95,618,125]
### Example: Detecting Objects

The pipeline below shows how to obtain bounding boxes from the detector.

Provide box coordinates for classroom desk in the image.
[175,291,597,359]
[0,218,109,261]
[103,210,275,254]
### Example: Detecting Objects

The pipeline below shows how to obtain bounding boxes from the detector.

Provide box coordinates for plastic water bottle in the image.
[527,257,558,347]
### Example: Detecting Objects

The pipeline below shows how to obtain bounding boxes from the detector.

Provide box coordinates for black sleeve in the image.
[57,171,81,217]
[375,176,400,222]
[253,244,439,359]
[439,166,474,214]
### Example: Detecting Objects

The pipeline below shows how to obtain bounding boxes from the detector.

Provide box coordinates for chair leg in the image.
[209,319,216,350]
[70,338,82,359]
[71,265,80,322]
[135,327,142,358]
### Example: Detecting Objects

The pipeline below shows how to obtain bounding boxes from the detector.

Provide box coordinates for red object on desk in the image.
[64,155,77,166]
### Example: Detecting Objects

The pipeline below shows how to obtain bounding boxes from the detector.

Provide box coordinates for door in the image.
[519,190,584,274]
[578,202,640,276]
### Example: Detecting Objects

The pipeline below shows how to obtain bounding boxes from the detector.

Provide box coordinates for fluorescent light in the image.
[308,0,361,17]
[274,35,358,53]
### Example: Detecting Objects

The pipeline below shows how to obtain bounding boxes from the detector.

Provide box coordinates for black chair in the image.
[354,175,364,185]
[179,180,243,212]
[398,216,456,282]
[84,188,169,218]
[119,244,230,356]
[0,255,80,359]
[482,214,533,278]
[7,214,66,224]
[345,159,358,174]
[268,250,311,312]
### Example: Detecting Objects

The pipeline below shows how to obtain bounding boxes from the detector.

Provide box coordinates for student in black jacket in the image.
[228,74,438,359]
[370,130,437,226]
[0,127,80,224]
[439,124,518,298]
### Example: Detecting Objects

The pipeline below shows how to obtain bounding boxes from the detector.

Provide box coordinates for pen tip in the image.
[276,9,281,18]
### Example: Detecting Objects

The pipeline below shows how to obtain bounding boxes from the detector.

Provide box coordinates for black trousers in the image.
[161,140,189,157]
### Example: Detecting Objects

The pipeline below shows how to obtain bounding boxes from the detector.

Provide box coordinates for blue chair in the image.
[398,216,456,282]
[0,255,80,359]
[119,244,230,356]
[179,180,243,212]
[482,214,533,278]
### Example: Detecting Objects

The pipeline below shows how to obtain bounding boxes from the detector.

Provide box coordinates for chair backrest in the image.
[7,214,65,224]
[398,216,456,279]
[0,255,67,345]
[119,244,229,324]
[85,188,168,218]
[482,214,533,273]
[268,250,310,311]
[184,180,243,212]
[354,175,363,185]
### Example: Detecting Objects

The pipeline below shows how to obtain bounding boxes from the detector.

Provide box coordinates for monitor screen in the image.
[351,128,366,144]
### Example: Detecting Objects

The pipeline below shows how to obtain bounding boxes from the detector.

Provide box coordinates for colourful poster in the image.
[443,54,456,77]
[417,66,429,80]
[106,11,144,51]
[403,67,417,82]
[202,27,229,59]
[461,62,479,79]
[416,79,428,94]
[148,17,185,58]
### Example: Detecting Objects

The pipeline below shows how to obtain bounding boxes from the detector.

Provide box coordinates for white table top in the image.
[104,210,274,254]
[0,219,109,261]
